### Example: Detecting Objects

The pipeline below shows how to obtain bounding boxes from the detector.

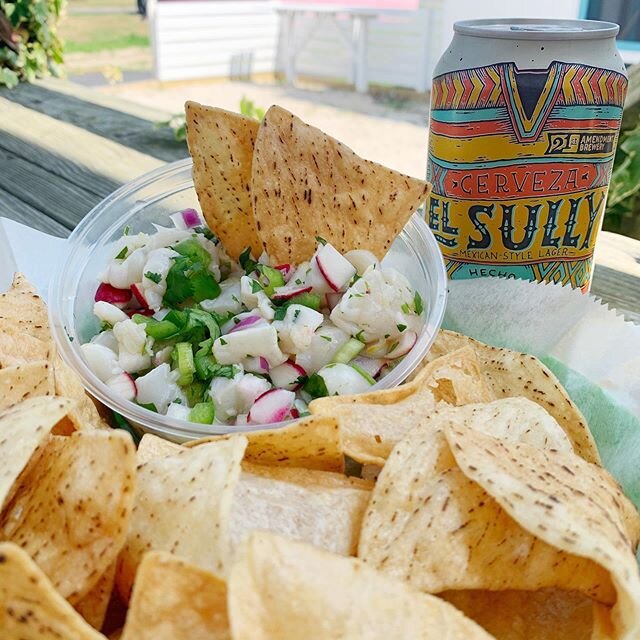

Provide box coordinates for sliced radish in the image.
[106,372,137,401]
[244,356,270,374]
[315,243,356,292]
[271,284,312,302]
[274,263,293,282]
[95,282,132,305]
[248,388,296,424]
[130,283,149,309]
[236,374,272,413]
[352,355,385,379]
[386,330,418,359]
[325,292,342,311]
[269,361,306,391]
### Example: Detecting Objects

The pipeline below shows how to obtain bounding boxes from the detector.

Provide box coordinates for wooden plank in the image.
[0,189,70,238]
[0,81,187,164]
[0,148,99,229]
[0,98,163,199]
[592,230,640,324]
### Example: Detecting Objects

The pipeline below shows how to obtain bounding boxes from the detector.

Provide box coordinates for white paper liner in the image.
[445,277,640,417]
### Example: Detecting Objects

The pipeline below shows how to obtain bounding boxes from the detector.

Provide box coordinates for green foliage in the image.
[158,95,266,143]
[0,0,66,88]
[605,115,640,236]
[239,95,265,122]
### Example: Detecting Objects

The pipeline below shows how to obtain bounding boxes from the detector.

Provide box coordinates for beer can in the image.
[426,19,627,290]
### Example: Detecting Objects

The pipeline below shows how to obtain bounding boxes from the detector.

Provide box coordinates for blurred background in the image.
[1,0,640,238]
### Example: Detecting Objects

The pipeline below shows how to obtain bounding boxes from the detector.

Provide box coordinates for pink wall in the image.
[279,0,418,9]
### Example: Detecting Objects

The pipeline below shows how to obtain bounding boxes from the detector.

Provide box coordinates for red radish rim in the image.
[95,282,132,304]
[130,283,149,309]
[386,331,418,359]
[315,256,340,292]
[272,285,312,301]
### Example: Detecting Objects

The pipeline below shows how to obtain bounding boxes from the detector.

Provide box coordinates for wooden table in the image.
[0,79,639,323]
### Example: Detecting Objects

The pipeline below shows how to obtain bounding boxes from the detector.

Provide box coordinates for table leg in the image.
[282,11,296,87]
[352,15,369,93]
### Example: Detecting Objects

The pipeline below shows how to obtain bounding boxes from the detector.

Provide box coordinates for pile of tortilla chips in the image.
[1,273,639,639]
[185,101,431,263]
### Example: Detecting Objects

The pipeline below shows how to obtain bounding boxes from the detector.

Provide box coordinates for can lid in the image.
[454,18,619,40]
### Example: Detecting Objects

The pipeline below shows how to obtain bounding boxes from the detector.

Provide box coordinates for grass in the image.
[59,13,149,54]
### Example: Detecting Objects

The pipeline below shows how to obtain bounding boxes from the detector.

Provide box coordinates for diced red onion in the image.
[170,208,202,230]
[227,314,264,334]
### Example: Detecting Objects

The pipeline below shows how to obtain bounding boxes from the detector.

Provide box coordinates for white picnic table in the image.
[275,3,407,93]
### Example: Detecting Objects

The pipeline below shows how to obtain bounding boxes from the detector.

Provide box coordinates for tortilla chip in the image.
[357,413,614,602]
[0,542,106,639]
[187,415,344,473]
[228,532,494,639]
[0,273,51,344]
[0,397,77,511]
[121,551,230,640]
[423,330,600,464]
[310,347,493,416]
[185,101,262,260]
[241,461,373,491]
[0,361,54,412]
[0,326,51,367]
[251,105,431,263]
[136,433,183,465]
[441,589,595,640]
[52,351,109,430]
[310,347,494,464]
[1,430,136,603]
[116,437,247,601]
[445,424,640,638]
[230,468,370,556]
[75,561,117,631]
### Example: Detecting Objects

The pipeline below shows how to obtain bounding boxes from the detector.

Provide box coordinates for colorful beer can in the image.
[426,19,627,290]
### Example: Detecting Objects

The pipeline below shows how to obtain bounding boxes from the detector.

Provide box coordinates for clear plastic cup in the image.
[49,159,447,442]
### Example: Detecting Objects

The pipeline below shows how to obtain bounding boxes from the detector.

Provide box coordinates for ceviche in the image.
[81,210,425,426]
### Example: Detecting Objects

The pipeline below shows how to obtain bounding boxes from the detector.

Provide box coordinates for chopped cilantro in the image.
[295,278,302,285]
[397,324,407,332]
[293,308,301,321]
[296,374,308,386]
[303,373,329,398]
[193,226,218,243]
[138,402,158,412]
[144,271,162,284]
[315,235,327,246]
[239,247,258,274]
[384,333,390,339]
[388,341,399,352]
[123,225,131,236]
[401,302,411,315]
[414,291,424,315]
[273,306,288,321]
[250,279,263,294]
[115,246,128,260]
[320,335,332,342]
[219,337,227,346]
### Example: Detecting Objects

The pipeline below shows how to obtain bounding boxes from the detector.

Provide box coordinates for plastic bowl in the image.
[49,159,447,442]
